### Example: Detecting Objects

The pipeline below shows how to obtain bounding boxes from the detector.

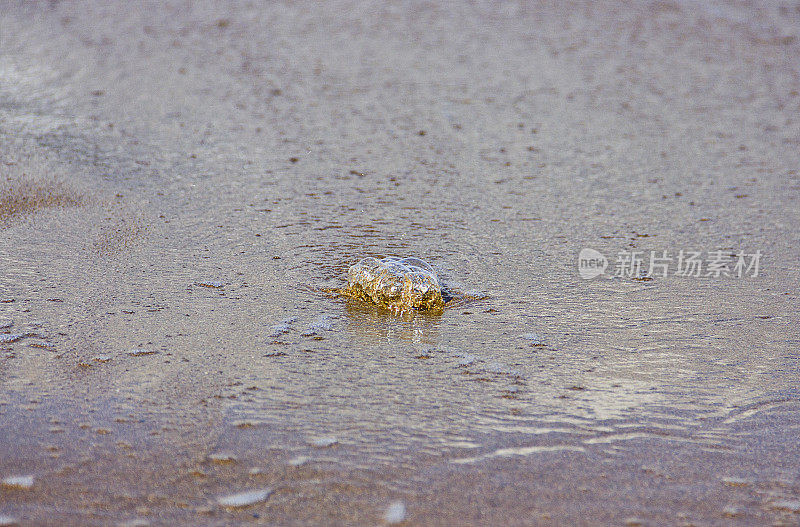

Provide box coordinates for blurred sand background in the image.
[1,1,800,525]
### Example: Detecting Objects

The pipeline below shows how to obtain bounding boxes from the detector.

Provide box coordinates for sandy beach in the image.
[1,1,799,525]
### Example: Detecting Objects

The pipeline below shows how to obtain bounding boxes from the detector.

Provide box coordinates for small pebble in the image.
[2,475,34,489]
[126,349,158,357]
[721,477,751,487]
[310,436,337,448]
[772,500,800,513]
[306,314,335,333]
[521,333,545,346]
[384,501,406,524]
[0,515,18,527]
[93,355,112,363]
[0,334,24,344]
[485,362,513,374]
[194,281,224,288]
[208,453,237,464]
[287,456,309,466]
[268,324,291,337]
[457,354,476,367]
[0,319,12,330]
[117,519,150,527]
[217,488,272,508]
[27,340,56,350]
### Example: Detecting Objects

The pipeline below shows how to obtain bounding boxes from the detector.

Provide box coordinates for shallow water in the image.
[1,1,800,525]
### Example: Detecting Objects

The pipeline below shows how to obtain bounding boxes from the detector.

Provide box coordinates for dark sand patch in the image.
[0,176,84,224]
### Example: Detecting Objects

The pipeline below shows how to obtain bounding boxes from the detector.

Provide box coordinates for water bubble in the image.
[383,500,406,524]
[217,488,272,508]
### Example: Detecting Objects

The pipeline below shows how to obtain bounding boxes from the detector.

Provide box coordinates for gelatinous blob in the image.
[346,256,445,311]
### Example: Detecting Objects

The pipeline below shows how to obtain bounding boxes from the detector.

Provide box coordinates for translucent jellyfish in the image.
[346,256,445,311]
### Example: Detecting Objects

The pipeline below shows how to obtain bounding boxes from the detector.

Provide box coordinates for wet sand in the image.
[1,1,800,525]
